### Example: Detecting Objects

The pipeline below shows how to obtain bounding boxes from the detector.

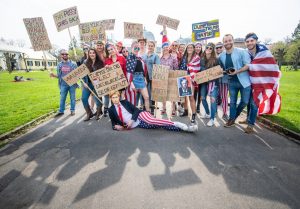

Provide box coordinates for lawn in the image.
[263,68,300,133]
[0,70,81,135]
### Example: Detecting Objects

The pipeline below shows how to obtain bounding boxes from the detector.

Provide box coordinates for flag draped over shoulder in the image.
[248,44,281,115]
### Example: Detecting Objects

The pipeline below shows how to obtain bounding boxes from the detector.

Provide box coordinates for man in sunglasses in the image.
[50,49,78,117]
[219,34,251,128]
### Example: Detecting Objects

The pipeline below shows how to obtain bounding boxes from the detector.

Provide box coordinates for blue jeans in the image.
[59,84,77,113]
[81,82,102,108]
[104,95,110,108]
[247,92,258,125]
[210,85,219,120]
[200,83,210,115]
[228,79,251,120]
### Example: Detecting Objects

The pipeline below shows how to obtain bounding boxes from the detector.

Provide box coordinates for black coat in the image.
[108,100,142,130]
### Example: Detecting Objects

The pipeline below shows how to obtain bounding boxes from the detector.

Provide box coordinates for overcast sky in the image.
[0,0,299,49]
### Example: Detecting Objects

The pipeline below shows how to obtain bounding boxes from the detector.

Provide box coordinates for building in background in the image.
[0,44,57,71]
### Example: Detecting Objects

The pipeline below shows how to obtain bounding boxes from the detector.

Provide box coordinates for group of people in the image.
[51,27,279,134]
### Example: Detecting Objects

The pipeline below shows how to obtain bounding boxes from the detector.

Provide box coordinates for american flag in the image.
[248,44,281,115]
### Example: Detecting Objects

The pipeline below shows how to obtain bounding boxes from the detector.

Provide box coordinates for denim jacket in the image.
[142,53,160,80]
[219,47,251,88]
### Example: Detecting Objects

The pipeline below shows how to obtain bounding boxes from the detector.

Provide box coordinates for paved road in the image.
[0,103,299,209]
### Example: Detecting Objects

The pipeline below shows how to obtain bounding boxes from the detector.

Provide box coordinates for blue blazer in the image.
[108,100,142,130]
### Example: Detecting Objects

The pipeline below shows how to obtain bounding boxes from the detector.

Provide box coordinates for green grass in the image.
[0,70,81,135]
[263,67,300,133]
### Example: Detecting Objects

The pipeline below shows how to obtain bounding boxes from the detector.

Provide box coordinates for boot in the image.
[84,106,93,122]
[95,106,103,120]
[191,113,196,124]
[103,107,109,117]
[180,109,188,117]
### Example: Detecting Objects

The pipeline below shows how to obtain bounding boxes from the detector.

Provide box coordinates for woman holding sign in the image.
[105,43,127,98]
[179,43,201,124]
[200,43,220,127]
[142,40,161,115]
[126,41,150,112]
[82,48,105,121]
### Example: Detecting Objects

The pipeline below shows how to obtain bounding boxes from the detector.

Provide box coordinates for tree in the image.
[292,20,300,40]
[3,52,16,73]
[68,48,83,61]
[285,39,300,70]
[263,38,272,45]
[69,36,79,51]
[271,41,287,70]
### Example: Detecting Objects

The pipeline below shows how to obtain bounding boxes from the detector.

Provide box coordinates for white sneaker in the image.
[200,113,210,119]
[207,119,215,127]
[187,124,198,132]
[174,122,188,131]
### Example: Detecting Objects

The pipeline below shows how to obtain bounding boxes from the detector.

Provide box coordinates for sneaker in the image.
[70,111,75,116]
[224,119,235,128]
[161,109,167,115]
[179,109,188,117]
[244,125,254,134]
[222,114,229,122]
[177,105,185,113]
[55,112,64,117]
[207,119,215,127]
[191,113,196,124]
[171,110,176,117]
[174,121,188,131]
[103,107,108,117]
[187,124,198,132]
[200,113,210,119]
[239,119,248,124]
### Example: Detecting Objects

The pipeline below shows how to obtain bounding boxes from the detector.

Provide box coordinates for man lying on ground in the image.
[108,91,198,132]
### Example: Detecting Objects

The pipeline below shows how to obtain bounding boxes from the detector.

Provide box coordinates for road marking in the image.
[254,134,274,150]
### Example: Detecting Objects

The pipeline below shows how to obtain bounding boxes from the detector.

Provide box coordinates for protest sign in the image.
[53,6,80,32]
[124,22,143,39]
[156,15,180,30]
[192,19,220,41]
[62,64,90,86]
[151,65,170,102]
[101,19,115,30]
[167,71,187,102]
[79,21,106,42]
[88,62,128,97]
[23,17,52,51]
[194,65,223,84]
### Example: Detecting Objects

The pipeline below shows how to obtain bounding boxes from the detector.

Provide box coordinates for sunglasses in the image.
[83,48,88,50]
[61,53,68,55]
[134,47,140,51]
[172,45,179,47]
[122,50,128,53]
[206,47,213,50]
[216,47,223,49]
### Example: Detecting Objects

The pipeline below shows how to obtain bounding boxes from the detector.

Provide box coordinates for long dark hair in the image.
[182,43,196,63]
[85,48,104,72]
[203,43,218,68]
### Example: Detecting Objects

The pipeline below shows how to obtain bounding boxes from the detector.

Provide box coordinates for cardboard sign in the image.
[88,62,128,97]
[194,65,223,84]
[62,64,90,86]
[53,6,80,32]
[79,21,106,42]
[192,19,220,41]
[167,71,187,101]
[23,17,52,51]
[124,22,143,39]
[156,15,180,30]
[101,19,115,30]
[151,65,170,102]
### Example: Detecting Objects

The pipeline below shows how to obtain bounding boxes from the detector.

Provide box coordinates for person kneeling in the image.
[108,91,197,132]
